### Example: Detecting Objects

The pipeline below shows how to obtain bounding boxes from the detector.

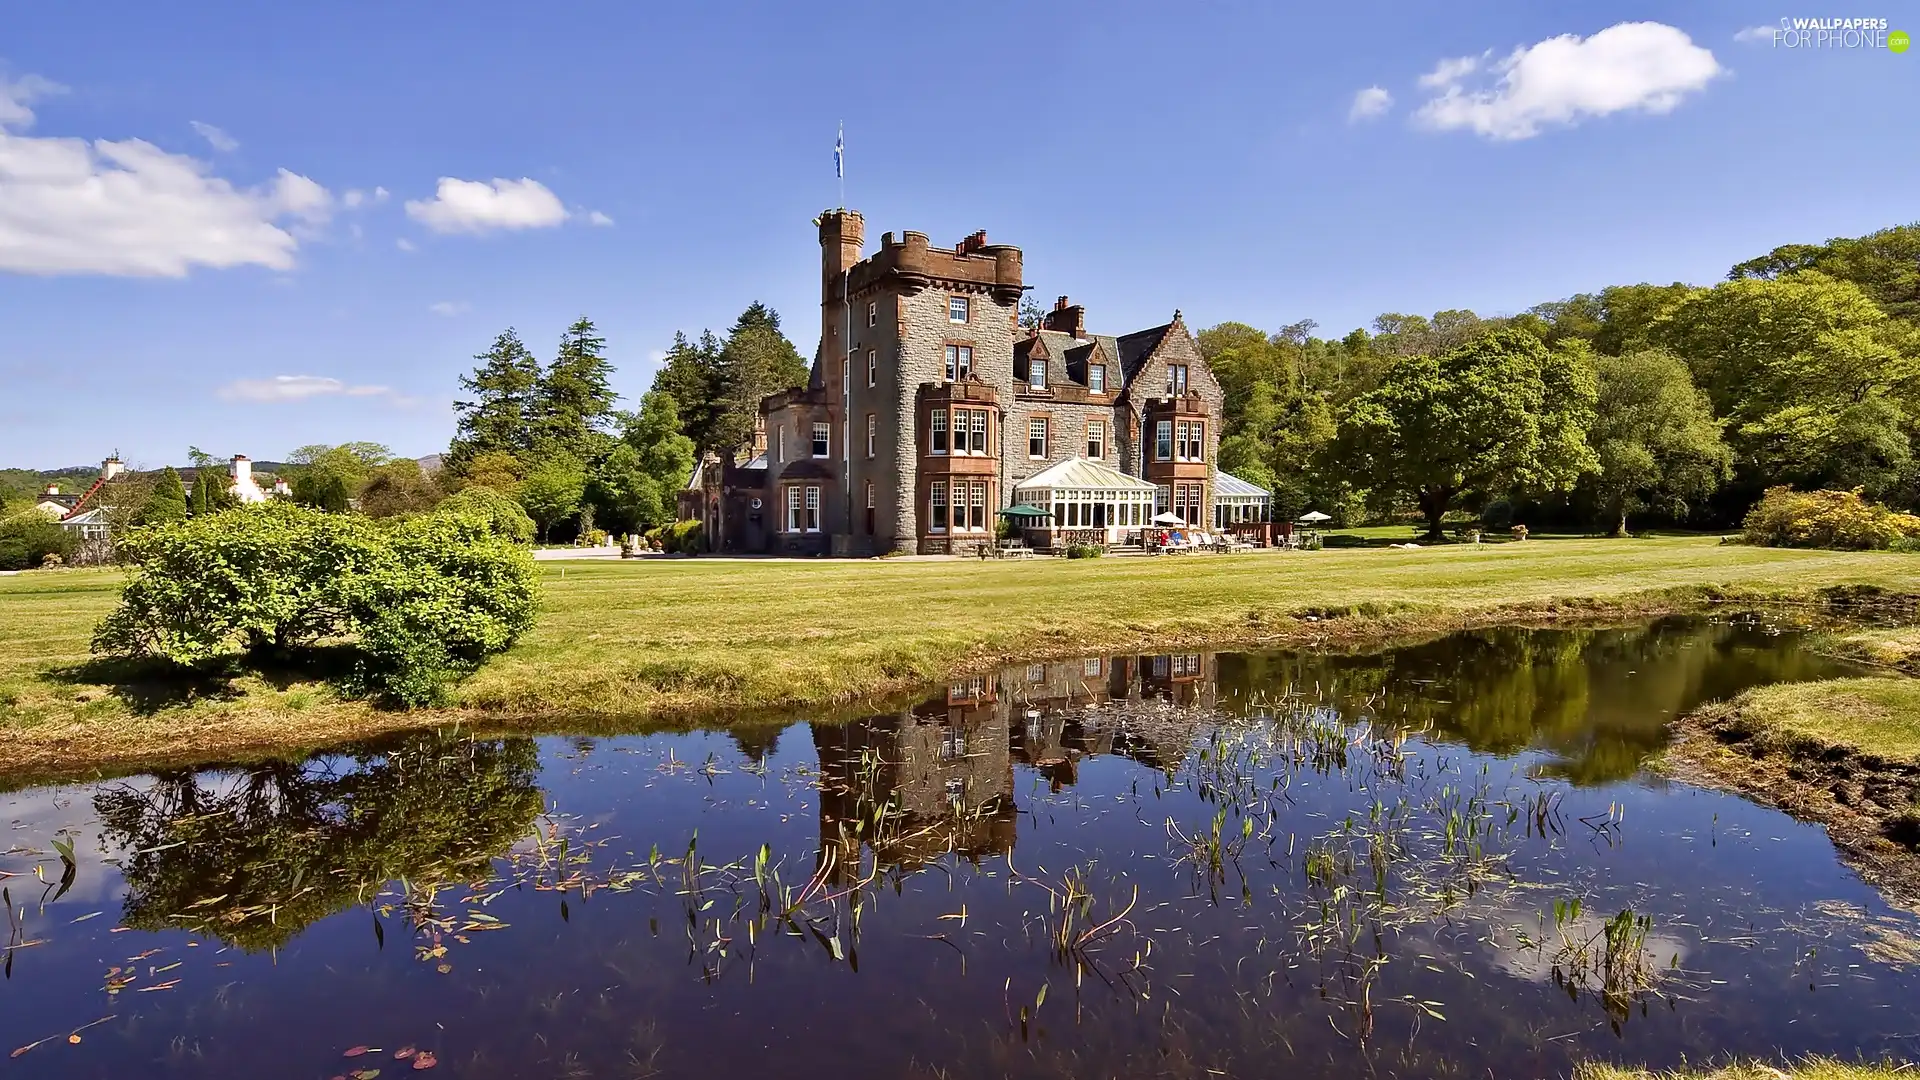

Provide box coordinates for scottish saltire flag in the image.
[835,126,844,179]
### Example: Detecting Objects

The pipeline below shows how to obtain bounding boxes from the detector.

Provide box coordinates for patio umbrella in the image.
[997,504,1051,518]
[1297,510,1333,523]
[1151,512,1187,525]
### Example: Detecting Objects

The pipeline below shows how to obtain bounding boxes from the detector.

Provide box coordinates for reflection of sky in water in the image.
[0,618,1917,1079]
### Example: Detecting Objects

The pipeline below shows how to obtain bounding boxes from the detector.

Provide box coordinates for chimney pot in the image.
[1055,296,1069,311]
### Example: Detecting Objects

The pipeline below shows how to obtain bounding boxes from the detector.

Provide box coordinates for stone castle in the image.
[685,209,1227,555]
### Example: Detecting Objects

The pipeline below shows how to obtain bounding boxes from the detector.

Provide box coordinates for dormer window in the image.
[1089,364,1105,393]
[949,296,970,323]
[1029,360,1047,390]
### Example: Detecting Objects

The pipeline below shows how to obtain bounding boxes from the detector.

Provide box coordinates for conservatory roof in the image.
[1014,456,1159,493]
[1214,470,1272,500]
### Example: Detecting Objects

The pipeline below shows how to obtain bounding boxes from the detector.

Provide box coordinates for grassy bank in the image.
[3,536,1918,779]
[1668,676,1920,901]
[1574,1061,1908,1080]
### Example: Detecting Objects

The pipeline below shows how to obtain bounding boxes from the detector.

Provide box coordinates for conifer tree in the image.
[449,329,543,472]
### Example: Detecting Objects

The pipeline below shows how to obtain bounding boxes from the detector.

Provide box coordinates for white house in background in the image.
[227,455,269,504]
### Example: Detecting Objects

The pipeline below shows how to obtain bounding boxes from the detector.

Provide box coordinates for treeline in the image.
[441,303,808,542]
[1205,223,1920,536]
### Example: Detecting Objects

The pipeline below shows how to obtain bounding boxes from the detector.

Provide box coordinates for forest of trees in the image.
[1202,223,1920,537]
[440,304,807,543]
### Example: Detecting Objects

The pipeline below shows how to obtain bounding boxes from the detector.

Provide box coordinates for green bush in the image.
[0,514,77,571]
[1740,486,1920,550]
[655,519,705,555]
[1064,543,1103,559]
[343,513,539,705]
[93,501,538,705]
[435,486,536,544]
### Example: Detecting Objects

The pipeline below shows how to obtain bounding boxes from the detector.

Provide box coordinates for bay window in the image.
[1155,420,1173,461]
[931,408,948,455]
[930,480,949,532]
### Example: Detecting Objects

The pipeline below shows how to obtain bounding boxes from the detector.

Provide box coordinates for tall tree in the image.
[517,454,587,543]
[651,330,725,454]
[534,316,619,456]
[1331,329,1598,540]
[1585,349,1732,536]
[450,329,542,472]
[710,307,808,459]
[1650,271,1920,496]
[138,467,189,526]
[359,459,443,518]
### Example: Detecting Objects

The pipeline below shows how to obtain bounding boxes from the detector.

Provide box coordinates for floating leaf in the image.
[352,1070,382,1080]
[344,1046,371,1057]
[394,1046,416,1060]
[412,1051,437,1070]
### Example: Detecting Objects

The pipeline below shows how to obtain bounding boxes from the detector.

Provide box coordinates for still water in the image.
[4,617,1918,1078]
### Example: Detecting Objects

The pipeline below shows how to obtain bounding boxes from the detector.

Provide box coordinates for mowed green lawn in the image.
[2,536,1917,774]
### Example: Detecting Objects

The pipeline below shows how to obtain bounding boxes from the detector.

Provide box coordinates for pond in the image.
[4,616,1919,1078]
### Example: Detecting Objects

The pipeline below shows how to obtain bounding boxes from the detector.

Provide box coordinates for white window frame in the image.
[1167,364,1188,396]
[866,350,877,387]
[1155,485,1171,515]
[966,409,988,456]
[945,344,972,381]
[949,295,969,323]
[930,408,949,456]
[1089,364,1105,394]
[786,486,803,532]
[966,480,987,532]
[1028,417,1048,459]
[804,486,821,532]
[866,413,876,458]
[930,479,949,533]
[1029,359,1047,390]
[811,422,831,458]
[1087,419,1105,459]
[866,300,877,327]
[1155,420,1173,461]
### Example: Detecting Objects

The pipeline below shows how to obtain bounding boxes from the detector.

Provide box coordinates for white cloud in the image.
[586,209,615,227]
[1733,24,1778,43]
[189,120,238,152]
[0,70,335,277]
[1347,86,1393,122]
[1418,55,1483,89]
[0,72,62,127]
[1413,22,1722,141]
[395,237,416,252]
[404,176,568,234]
[217,375,392,403]
[341,186,390,209]
[428,300,469,316]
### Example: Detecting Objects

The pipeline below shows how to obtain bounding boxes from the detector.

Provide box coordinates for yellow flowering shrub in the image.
[1741,487,1920,550]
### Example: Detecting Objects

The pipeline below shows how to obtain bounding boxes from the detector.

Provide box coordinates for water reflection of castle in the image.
[810,653,1216,877]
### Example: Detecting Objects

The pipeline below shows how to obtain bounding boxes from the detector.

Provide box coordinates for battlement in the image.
[824,214,1022,303]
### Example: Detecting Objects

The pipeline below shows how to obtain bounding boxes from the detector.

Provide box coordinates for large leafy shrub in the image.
[0,514,78,570]
[435,486,536,544]
[344,514,539,704]
[1739,486,1920,550]
[93,501,538,705]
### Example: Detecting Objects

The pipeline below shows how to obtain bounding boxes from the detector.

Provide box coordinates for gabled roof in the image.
[1116,322,1174,382]
[1214,470,1272,499]
[1014,456,1159,493]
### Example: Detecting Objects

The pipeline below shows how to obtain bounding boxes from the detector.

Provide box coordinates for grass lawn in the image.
[1574,1061,1908,1080]
[1721,677,1920,765]
[2,535,1917,777]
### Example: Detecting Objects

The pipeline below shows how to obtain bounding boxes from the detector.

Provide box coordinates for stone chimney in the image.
[102,456,124,480]
[1042,295,1086,338]
[230,455,252,486]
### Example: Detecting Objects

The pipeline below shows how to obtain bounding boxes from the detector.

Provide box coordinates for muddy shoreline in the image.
[1663,700,1920,906]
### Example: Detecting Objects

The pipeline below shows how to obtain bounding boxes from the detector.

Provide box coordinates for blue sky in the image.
[2,2,1914,469]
